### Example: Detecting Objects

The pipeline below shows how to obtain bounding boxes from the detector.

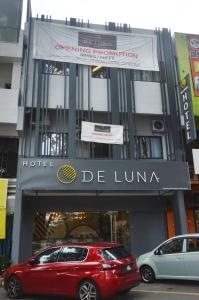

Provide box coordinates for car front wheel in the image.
[6,275,23,299]
[140,265,155,283]
[78,279,100,300]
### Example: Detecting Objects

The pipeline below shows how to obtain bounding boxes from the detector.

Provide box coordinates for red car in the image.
[4,243,140,299]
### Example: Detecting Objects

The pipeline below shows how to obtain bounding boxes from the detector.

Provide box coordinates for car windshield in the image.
[101,246,130,260]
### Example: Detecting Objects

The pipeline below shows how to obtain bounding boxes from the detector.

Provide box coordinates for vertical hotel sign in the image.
[0,179,8,239]
[187,35,199,97]
[180,74,196,143]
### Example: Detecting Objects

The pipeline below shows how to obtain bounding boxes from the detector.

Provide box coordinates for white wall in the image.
[48,75,68,108]
[90,78,108,111]
[0,89,19,123]
[46,74,162,114]
[134,82,162,114]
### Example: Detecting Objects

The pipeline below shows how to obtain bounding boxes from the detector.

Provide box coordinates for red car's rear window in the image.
[100,246,130,260]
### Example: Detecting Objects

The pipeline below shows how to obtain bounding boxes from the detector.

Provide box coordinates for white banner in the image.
[81,121,123,144]
[192,149,199,174]
[33,21,159,71]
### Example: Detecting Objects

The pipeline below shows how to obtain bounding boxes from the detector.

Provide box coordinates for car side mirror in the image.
[28,258,36,265]
[154,248,162,255]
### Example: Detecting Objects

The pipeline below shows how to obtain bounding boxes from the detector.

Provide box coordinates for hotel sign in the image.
[180,74,196,143]
[19,159,190,191]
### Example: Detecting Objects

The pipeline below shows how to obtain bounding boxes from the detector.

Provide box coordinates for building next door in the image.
[32,211,131,253]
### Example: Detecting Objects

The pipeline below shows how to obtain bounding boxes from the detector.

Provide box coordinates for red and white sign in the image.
[81,121,123,144]
[33,20,159,71]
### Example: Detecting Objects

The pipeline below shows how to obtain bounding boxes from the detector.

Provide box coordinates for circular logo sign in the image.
[189,38,199,49]
[57,164,77,184]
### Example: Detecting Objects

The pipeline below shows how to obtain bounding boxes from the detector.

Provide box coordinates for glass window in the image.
[186,238,199,252]
[0,63,13,89]
[32,211,132,254]
[34,247,61,264]
[42,61,78,76]
[58,247,88,262]
[137,136,163,159]
[159,238,184,254]
[91,143,112,159]
[40,132,68,157]
[131,70,160,82]
[101,246,130,260]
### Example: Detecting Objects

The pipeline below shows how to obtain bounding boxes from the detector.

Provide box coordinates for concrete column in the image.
[11,188,22,264]
[20,200,34,261]
[172,191,187,235]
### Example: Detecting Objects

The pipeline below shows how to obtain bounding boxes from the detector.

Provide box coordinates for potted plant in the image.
[0,255,11,276]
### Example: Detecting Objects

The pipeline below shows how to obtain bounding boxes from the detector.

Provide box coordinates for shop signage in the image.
[180,74,196,143]
[33,20,159,71]
[81,121,123,144]
[192,149,199,174]
[19,159,190,191]
[187,35,199,97]
[0,179,8,239]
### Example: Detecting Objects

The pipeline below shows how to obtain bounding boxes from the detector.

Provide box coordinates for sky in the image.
[22,0,199,34]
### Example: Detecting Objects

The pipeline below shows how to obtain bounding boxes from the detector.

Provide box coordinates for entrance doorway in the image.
[33,211,131,253]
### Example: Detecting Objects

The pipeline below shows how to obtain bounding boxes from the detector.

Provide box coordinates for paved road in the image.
[1,280,199,300]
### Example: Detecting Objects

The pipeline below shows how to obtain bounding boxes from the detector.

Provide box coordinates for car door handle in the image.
[46,268,53,271]
[176,258,182,261]
[73,267,79,270]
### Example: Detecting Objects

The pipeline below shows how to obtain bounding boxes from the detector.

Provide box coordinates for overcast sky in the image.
[23,0,199,34]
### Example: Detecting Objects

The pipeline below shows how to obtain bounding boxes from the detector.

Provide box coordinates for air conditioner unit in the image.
[152,120,164,132]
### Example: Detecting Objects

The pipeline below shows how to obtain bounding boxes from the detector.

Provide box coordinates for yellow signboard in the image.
[0,179,8,239]
[0,179,8,208]
[0,209,6,239]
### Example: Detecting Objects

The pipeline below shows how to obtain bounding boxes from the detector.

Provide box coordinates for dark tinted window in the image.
[159,238,184,254]
[186,237,199,252]
[58,247,88,262]
[101,246,130,260]
[34,247,61,264]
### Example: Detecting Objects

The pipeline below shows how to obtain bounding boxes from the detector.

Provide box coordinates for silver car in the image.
[137,233,199,283]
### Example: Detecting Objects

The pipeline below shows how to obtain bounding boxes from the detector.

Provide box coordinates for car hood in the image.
[137,251,153,265]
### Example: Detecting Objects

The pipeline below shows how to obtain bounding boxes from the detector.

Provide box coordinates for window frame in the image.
[131,70,160,82]
[42,61,78,76]
[137,135,163,159]
[158,238,185,255]
[39,132,68,157]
